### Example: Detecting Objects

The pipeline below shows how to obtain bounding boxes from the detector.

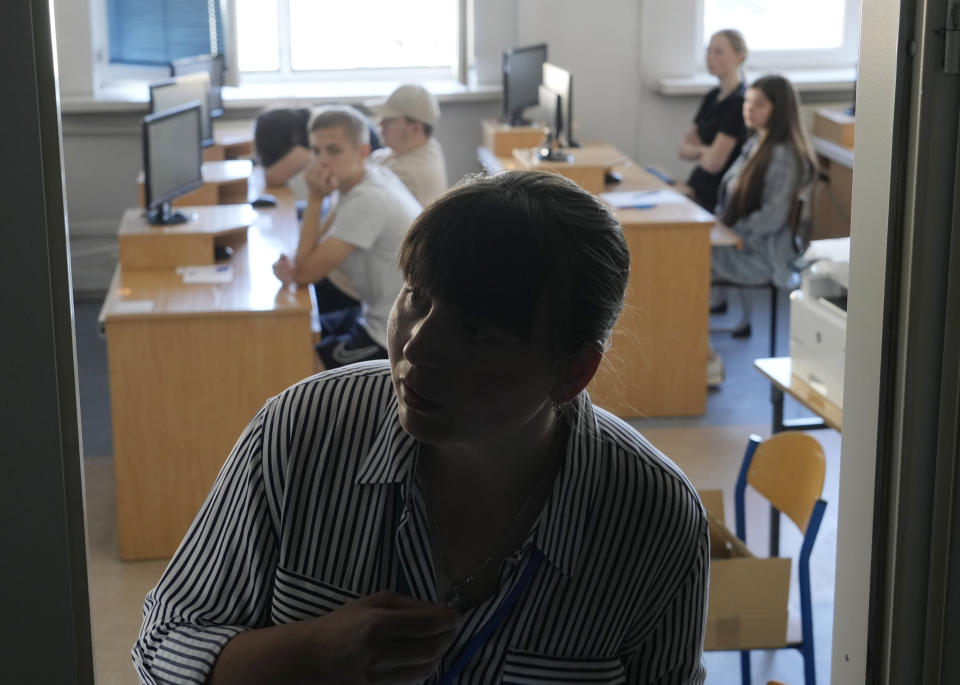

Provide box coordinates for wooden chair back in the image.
[748,432,826,534]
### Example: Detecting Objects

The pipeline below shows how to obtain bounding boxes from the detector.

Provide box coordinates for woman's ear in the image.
[554,343,604,403]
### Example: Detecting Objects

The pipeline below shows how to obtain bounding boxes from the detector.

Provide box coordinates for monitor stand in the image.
[147,202,193,226]
[538,134,572,163]
[503,112,534,127]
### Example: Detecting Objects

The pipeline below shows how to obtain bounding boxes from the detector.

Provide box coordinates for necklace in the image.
[419,424,565,612]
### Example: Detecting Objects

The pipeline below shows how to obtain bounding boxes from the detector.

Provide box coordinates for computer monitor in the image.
[142,102,204,225]
[150,73,214,147]
[537,84,571,162]
[170,53,224,118]
[502,43,548,126]
[542,62,579,148]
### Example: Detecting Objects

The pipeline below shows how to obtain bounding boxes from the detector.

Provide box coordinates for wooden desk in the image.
[202,127,255,162]
[754,356,843,432]
[137,159,254,208]
[481,119,544,157]
[102,186,314,559]
[512,142,629,194]
[587,163,715,417]
[117,203,257,269]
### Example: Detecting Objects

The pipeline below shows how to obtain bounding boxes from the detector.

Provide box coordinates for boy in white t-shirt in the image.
[273,106,422,369]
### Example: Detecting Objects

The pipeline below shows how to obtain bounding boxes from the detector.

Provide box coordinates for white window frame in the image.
[225,0,469,87]
[695,0,861,70]
[91,0,470,92]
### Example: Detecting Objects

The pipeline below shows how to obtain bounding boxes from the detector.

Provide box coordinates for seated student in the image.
[678,29,749,212]
[133,171,709,685]
[253,106,382,200]
[708,75,817,382]
[271,106,421,369]
[367,84,449,207]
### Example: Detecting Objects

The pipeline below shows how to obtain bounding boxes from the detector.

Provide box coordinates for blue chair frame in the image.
[733,436,828,685]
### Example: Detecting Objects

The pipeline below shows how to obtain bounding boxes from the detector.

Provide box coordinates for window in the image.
[699,0,860,69]
[233,0,461,81]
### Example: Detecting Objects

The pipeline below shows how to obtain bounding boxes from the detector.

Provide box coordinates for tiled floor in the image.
[76,290,840,684]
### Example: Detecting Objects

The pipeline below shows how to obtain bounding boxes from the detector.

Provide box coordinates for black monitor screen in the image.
[503,43,547,126]
[171,53,224,117]
[542,62,577,147]
[150,73,213,146]
[143,103,204,214]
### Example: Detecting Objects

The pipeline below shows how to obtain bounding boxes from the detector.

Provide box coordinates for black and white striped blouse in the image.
[134,361,709,684]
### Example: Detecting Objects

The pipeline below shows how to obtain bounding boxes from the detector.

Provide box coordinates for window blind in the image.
[107,0,224,66]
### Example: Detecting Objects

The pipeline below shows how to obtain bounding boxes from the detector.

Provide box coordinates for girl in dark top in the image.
[678,29,749,212]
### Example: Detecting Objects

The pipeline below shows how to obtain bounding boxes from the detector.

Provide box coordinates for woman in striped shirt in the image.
[134,171,709,684]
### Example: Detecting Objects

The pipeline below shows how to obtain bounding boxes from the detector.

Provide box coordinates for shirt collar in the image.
[355,397,418,485]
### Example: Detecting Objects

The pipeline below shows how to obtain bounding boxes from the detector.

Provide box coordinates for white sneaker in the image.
[707,351,725,387]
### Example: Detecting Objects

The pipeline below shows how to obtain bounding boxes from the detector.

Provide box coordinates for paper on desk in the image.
[599,189,687,209]
[112,299,155,314]
[177,264,234,284]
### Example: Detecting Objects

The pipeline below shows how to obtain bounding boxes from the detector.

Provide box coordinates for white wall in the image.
[52,0,96,96]
[515,0,641,158]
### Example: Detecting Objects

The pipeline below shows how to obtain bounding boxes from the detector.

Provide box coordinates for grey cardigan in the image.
[713,136,803,287]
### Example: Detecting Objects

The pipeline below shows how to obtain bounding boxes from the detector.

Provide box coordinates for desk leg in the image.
[769,385,785,556]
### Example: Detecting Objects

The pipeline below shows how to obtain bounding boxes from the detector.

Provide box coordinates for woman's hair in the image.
[398,170,630,376]
[721,75,817,226]
[712,29,748,61]
[308,105,371,147]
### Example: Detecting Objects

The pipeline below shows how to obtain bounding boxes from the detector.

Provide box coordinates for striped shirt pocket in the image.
[501,648,626,684]
[272,566,361,623]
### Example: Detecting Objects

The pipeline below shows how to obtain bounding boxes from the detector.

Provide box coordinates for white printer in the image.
[789,238,850,407]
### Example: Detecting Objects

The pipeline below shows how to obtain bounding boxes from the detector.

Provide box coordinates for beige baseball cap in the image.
[367,84,440,126]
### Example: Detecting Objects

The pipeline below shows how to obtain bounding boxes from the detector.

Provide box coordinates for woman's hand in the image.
[304,159,339,200]
[305,591,462,684]
[273,254,296,284]
[209,590,462,685]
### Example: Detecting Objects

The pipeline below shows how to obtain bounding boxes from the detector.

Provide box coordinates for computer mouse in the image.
[251,194,277,208]
[604,171,623,184]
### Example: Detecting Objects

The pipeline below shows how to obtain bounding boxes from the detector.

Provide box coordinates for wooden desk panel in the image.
[587,164,715,417]
[108,312,313,559]
[104,186,314,559]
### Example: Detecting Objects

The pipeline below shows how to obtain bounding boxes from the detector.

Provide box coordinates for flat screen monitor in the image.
[142,102,204,225]
[502,43,547,126]
[171,53,224,117]
[537,84,570,162]
[150,73,213,147]
[542,62,578,148]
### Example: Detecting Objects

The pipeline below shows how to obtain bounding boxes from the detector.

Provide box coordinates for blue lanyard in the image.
[438,548,545,685]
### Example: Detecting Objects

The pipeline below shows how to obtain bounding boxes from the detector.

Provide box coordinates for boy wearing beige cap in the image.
[367,84,449,207]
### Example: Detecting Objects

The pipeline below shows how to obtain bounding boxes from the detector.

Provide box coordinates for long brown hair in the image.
[722,75,817,226]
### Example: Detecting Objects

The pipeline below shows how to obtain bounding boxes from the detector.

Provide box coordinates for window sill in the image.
[60,78,502,114]
[653,67,857,97]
